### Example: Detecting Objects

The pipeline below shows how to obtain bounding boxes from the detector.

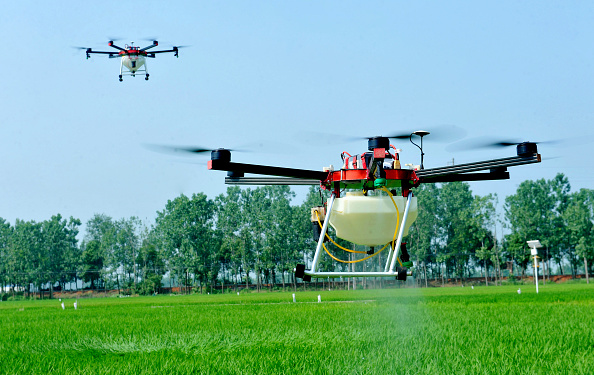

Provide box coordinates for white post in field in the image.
[527,240,542,294]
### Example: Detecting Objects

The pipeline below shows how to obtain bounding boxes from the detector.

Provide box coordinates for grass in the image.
[0,284,593,374]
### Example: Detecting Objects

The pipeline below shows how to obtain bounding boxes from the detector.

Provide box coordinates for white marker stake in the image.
[533,255,539,294]
[517,288,521,294]
[318,295,321,303]
[74,301,78,310]
[292,293,296,303]
[61,302,65,310]
[527,241,542,294]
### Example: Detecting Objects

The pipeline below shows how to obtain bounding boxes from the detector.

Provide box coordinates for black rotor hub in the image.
[368,136,390,151]
[211,148,231,163]
[516,142,538,157]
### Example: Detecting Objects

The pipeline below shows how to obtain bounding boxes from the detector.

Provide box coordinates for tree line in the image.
[409,173,594,286]
[1,173,593,297]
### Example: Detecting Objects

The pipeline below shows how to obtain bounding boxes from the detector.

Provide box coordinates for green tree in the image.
[113,217,142,290]
[409,183,442,284]
[564,189,594,281]
[136,234,166,295]
[154,193,217,293]
[505,178,555,276]
[215,187,250,290]
[40,214,80,298]
[504,174,570,278]
[85,214,117,288]
[0,218,13,294]
[440,182,492,282]
[10,220,43,297]
[80,240,104,290]
[264,185,296,290]
[240,188,269,291]
[576,237,594,283]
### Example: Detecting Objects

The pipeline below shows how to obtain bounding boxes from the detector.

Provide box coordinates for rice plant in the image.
[0,284,592,374]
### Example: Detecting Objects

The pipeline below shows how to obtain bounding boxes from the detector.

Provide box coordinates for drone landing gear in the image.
[145,74,149,81]
[295,264,311,282]
[119,74,123,82]
[396,266,408,281]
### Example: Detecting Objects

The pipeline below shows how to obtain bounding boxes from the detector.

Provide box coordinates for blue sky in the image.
[1,1,593,233]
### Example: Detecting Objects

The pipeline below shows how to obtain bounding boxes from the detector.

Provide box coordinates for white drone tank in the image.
[122,55,145,72]
[328,191,418,247]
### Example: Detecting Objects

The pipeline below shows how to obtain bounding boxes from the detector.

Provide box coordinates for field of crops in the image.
[1,283,593,374]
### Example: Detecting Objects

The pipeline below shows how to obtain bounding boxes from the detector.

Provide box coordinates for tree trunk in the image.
[255,266,259,292]
[423,261,428,288]
[485,262,488,287]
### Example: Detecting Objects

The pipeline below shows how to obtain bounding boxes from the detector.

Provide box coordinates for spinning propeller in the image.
[144,144,247,155]
[361,124,467,143]
[446,137,560,152]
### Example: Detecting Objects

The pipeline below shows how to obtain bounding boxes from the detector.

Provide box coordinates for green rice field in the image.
[1,283,593,374]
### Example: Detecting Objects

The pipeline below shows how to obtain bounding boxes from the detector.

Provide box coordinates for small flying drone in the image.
[79,40,183,81]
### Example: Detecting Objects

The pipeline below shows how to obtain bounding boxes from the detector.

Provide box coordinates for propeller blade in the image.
[365,125,467,143]
[144,144,213,155]
[177,147,215,154]
[492,141,522,147]
[445,137,560,152]
[144,144,247,155]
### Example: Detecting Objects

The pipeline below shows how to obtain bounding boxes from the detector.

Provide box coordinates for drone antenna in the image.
[410,130,430,170]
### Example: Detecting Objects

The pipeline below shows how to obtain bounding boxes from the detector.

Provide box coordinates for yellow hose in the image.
[315,210,367,254]
[323,241,388,263]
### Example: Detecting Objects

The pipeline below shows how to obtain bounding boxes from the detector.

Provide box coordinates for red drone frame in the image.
[82,40,182,81]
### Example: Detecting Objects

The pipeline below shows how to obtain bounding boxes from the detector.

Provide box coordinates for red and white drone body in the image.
[82,40,181,81]
[206,134,541,280]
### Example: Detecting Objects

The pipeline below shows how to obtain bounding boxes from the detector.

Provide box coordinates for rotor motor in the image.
[516,142,538,157]
[211,148,231,163]
[367,136,390,151]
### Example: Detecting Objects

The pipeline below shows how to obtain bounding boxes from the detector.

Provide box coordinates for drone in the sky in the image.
[155,131,542,281]
[79,40,183,81]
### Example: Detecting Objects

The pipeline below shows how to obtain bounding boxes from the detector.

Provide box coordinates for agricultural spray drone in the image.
[161,131,542,281]
[77,40,185,81]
